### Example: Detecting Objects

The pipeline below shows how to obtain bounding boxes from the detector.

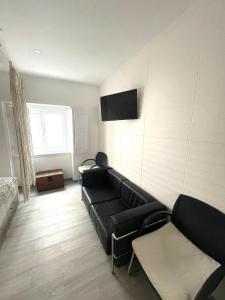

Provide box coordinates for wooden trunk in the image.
[36,169,64,192]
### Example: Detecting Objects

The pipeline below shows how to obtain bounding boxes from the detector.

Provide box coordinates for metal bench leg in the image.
[128,251,135,275]
[111,234,115,275]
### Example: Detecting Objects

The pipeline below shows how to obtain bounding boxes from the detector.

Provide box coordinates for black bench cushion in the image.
[121,181,159,208]
[92,198,127,217]
[171,194,225,264]
[82,168,127,209]
[90,199,128,254]
[82,186,118,206]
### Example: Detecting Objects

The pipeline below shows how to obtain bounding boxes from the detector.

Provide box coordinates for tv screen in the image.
[100,89,137,121]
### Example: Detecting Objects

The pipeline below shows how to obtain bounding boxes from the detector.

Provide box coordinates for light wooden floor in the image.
[0,181,160,300]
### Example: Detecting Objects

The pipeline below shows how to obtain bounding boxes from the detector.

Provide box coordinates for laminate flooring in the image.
[1,181,224,300]
[0,181,160,300]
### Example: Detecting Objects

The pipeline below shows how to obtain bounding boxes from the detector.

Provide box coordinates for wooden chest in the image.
[36,169,64,192]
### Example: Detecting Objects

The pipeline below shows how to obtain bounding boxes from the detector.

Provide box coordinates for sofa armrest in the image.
[110,201,167,237]
[81,167,109,187]
[138,210,171,236]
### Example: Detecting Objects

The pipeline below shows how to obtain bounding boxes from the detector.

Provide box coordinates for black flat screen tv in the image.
[100,89,137,121]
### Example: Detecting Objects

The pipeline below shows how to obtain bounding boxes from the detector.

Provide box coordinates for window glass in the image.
[29,112,43,151]
[28,104,71,155]
[44,112,64,149]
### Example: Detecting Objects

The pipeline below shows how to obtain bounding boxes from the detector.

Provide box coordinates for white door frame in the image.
[1,101,16,176]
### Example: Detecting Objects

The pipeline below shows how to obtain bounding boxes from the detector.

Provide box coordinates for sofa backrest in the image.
[171,194,225,264]
[82,167,109,187]
[107,169,127,196]
[121,181,158,209]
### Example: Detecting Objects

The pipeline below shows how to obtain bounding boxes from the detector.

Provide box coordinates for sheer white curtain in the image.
[9,62,35,202]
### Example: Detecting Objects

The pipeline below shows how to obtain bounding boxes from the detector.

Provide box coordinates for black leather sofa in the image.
[81,167,167,265]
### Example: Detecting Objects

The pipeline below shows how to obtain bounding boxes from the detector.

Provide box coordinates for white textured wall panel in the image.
[120,134,143,185]
[191,44,225,144]
[110,133,122,171]
[141,137,188,208]
[144,36,198,140]
[99,0,225,212]
[183,142,225,212]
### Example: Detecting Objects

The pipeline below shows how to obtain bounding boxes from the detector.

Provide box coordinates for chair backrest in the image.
[95,152,108,166]
[121,181,158,208]
[171,194,225,264]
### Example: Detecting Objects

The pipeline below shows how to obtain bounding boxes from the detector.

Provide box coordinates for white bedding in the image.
[0,177,17,202]
[0,177,18,237]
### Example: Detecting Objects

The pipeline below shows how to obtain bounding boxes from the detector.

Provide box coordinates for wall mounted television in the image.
[100,89,138,121]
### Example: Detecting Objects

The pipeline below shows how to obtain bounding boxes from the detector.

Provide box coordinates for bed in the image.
[0,177,19,245]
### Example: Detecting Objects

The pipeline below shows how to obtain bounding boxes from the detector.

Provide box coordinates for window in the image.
[28,104,72,155]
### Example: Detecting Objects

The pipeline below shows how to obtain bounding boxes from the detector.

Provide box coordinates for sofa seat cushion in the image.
[90,199,128,254]
[93,198,128,216]
[82,186,118,206]
[132,222,220,300]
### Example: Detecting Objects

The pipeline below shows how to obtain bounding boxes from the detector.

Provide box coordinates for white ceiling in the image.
[0,0,196,85]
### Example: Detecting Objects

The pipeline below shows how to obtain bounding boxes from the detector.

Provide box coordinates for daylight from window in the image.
[28,104,72,155]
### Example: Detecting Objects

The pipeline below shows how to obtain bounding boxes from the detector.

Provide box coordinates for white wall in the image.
[22,73,99,180]
[100,0,225,213]
[33,154,73,179]
[0,70,100,181]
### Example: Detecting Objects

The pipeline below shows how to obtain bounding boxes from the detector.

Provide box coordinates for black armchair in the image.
[128,194,225,300]
[78,152,108,174]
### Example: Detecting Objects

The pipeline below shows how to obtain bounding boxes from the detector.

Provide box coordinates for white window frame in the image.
[27,103,72,156]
